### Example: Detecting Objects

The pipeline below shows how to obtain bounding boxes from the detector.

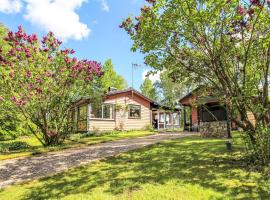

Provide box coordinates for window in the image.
[103,104,115,119]
[128,104,141,119]
[173,113,179,125]
[90,104,102,118]
[77,105,87,131]
[78,105,87,120]
[199,105,227,122]
[68,108,76,131]
[159,113,165,123]
[68,108,75,123]
[90,104,115,120]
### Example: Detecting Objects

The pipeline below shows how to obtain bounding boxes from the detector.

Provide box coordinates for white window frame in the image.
[90,103,115,120]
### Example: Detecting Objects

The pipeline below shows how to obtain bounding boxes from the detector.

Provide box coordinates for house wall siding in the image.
[89,120,116,131]
[89,91,151,131]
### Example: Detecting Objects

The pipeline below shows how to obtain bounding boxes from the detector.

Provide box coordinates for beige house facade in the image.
[70,88,181,132]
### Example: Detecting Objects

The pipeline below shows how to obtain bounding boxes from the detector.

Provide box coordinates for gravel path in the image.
[0,132,196,189]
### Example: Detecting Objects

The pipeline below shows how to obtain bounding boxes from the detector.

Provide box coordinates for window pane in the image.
[129,105,141,118]
[166,114,172,124]
[173,113,179,125]
[78,105,87,120]
[90,104,115,119]
[91,104,102,118]
[111,105,115,119]
[77,121,87,131]
[68,109,75,123]
[103,104,111,119]
[160,113,165,122]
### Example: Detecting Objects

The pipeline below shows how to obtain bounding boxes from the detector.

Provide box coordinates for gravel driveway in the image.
[0,132,195,189]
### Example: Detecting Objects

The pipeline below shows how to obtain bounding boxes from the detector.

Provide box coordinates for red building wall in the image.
[191,107,198,124]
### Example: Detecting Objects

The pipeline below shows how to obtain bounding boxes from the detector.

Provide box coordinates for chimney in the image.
[108,87,117,92]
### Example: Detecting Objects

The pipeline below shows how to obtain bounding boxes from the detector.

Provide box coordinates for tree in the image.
[0,26,102,146]
[121,0,270,164]
[0,23,8,49]
[154,71,192,108]
[140,77,157,100]
[100,59,127,92]
[0,23,29,140]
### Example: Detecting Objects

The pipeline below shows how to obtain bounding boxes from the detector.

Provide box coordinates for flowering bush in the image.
[0,26,102,146]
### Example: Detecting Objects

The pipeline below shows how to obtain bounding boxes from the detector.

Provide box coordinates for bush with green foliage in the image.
[0,141,30,152]
[121,0,270,165]
[0,26,102,146]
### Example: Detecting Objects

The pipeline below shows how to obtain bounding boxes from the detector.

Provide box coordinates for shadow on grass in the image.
[19,136,270,200]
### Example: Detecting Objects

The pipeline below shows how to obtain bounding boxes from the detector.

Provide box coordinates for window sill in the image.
[90,118,115,121]
[128,117,141,119]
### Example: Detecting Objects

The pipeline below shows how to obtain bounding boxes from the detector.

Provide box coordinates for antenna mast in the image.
[131,63,141,88]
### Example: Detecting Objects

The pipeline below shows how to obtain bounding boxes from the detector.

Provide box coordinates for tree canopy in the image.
[154,71,192,108]
[100,59,127,92]
[121,0,270,164]
[140,77,157,100]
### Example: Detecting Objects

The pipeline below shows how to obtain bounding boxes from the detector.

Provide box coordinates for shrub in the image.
[0,141,30,152]
[244,125,270,166]
[0,26,102,146]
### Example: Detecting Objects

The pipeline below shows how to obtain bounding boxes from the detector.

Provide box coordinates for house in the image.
[70,87,181,132]
[179,88,256,137]
[179,89,232,137]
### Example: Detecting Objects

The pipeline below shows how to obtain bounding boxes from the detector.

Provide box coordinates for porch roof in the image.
[179,87,219,106]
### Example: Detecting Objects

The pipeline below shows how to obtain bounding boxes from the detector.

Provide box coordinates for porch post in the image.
[183,107,186,130]
[171,112,174,130]
[157,110,160,130]
[164,113,166,129]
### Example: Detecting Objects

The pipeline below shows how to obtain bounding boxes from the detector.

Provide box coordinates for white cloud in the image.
[99,0,109,12]
[23,0,90,41]
[0,0,22,13]
[142,69,160,83]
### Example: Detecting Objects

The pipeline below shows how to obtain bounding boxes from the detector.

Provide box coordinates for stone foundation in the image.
[199,121,228,138]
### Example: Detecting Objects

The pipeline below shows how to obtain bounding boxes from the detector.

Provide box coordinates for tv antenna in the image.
[131,63,141,88]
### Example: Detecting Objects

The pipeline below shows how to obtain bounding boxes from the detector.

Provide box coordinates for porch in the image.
[151,108,181,130]
[180,95,232,138]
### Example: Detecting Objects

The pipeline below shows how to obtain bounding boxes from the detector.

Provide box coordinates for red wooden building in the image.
[179,89,232,137]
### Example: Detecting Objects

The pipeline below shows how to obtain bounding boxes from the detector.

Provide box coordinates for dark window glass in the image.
[103,104,114,119]
[128,105,141,119]
[91,104,102,118]
[90,104,115,119]
[200,105,227,122]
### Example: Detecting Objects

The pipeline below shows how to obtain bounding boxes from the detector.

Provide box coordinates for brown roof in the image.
[179,87,219,106]
[106,87,155,103]
[72,87,180,111]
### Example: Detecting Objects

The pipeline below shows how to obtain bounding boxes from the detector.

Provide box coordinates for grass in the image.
[0,130,155,161]
[1,133,269,200]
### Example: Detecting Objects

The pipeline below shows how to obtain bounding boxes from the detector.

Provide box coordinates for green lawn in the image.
[1,134,269,200]
[0,130,155,161]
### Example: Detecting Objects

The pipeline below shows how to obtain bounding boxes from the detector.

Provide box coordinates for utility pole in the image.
[131,63,141,88]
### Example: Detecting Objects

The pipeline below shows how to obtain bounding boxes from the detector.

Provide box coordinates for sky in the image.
[0,0,160,90]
